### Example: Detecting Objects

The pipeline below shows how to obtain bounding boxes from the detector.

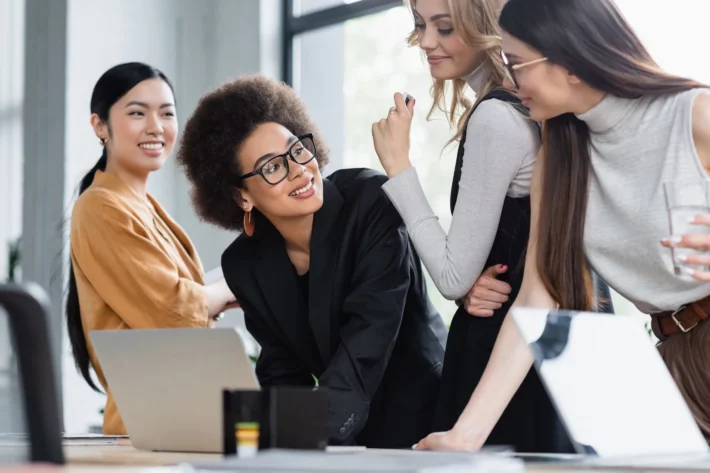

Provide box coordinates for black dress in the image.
[431,90,611,453]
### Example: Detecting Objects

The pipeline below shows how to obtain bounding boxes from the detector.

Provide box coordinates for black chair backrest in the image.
[0,283,63,464]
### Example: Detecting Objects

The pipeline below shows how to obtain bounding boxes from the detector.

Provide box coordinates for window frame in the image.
[282,0,402,85]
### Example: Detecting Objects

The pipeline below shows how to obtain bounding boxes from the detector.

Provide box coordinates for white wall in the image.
[62,0,282,433]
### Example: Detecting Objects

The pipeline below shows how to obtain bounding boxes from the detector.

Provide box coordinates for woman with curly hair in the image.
[176,75,447,448]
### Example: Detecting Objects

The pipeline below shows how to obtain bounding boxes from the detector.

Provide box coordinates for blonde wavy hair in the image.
[404,0,508,146]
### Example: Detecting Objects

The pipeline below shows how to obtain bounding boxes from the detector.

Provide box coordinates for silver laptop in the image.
[90,327,260,453]
[511,308,710,465]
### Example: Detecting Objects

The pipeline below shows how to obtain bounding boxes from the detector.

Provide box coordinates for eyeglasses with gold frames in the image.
[500,51,548,89]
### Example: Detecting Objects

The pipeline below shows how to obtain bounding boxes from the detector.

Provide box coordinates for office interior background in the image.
[0,0,708,434]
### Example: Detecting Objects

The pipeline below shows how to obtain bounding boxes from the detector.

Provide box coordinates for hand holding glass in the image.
[662,180,710,281]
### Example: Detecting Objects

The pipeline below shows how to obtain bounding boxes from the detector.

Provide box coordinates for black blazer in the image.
[222,168,447,448]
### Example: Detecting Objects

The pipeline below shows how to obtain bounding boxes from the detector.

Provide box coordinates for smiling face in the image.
[237,122,324,223]
[92,77,177,175]
[413,0,482,80]
[501,32,582,121]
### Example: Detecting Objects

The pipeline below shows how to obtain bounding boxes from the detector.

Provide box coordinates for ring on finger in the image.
[388,107,396,115]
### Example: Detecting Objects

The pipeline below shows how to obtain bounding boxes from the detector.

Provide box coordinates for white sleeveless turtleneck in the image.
[580,89,710,314]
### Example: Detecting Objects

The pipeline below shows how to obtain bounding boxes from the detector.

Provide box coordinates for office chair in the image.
[0,283,63,464]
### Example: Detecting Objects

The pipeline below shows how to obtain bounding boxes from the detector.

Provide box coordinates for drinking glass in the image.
[663,180,710,279]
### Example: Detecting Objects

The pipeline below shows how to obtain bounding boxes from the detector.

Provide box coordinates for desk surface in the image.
[54,442,691,473]
[64,440,215,467]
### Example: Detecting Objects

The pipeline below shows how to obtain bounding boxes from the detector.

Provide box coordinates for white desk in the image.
[56,442,687,473]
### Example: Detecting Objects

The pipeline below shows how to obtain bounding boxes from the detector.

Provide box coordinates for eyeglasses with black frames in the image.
[239,133,317,185]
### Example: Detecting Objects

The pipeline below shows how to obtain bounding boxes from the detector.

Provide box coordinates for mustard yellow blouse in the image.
[70,170,210,435]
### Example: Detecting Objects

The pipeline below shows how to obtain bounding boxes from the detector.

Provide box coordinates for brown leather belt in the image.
[652,295,710,340]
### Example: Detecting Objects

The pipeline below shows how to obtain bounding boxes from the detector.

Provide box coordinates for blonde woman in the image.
[371,0,570,452]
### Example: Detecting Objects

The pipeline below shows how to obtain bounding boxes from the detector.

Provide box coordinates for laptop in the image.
[90,327,260,453]
[511,308,710,467]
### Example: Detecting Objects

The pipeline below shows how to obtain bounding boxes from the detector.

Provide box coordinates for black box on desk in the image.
[222,387,328,455]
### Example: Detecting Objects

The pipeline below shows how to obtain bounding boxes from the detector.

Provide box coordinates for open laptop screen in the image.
[511,308,708,458]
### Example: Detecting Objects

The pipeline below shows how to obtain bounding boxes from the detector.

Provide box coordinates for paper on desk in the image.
[588,452,710,470]
[419,461,522,473]
[186,449,524,472]
[326,446,367,453]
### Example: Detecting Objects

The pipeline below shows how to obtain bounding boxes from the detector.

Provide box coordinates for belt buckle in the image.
[671,305,698,333]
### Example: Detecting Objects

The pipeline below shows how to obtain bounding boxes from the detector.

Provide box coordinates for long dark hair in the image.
[499,0,707,310]
[66,62,174,392]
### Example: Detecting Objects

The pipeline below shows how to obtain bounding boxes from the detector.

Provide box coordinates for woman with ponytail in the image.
[67,62,236,435]
[416,0,710,450]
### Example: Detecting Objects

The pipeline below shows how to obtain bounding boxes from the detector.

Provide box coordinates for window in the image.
[292,0,368,17]
[0,0,26,446]
[0,0,24,283]
[615,0,710,84]
[285,0,459,323]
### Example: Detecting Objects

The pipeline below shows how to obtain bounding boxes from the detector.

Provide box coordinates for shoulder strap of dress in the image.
[451,89,539,213]
[460,89,537,142]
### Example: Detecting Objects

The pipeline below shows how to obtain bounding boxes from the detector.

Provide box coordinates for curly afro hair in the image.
[176,74,330,231]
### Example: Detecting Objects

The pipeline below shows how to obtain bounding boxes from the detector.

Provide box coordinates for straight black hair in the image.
[66,62,175,392]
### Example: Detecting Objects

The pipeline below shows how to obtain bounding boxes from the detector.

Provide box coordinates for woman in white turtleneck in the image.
[370,0,566,454]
